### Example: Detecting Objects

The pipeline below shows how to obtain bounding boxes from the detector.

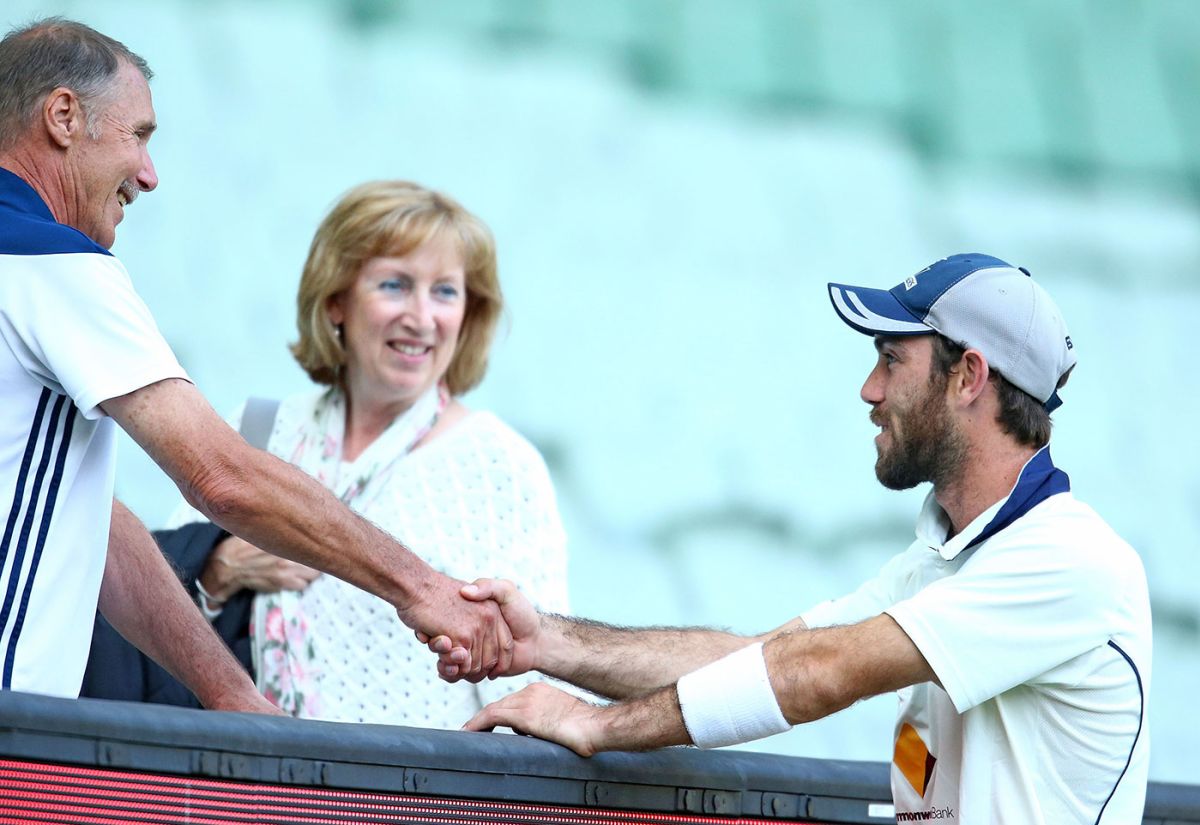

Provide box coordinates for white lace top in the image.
[169,390,569,728]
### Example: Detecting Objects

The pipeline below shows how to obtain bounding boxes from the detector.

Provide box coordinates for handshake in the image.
[410,578,541,684]
[401,573,796,758]
[407,577,615,756]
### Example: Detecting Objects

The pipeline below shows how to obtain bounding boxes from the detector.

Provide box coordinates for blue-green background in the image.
[7,0,1197,784]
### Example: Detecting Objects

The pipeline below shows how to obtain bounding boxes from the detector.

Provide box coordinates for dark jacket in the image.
[80,521,254,708]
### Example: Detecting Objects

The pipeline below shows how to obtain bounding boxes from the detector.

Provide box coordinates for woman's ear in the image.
[326,294,344,326]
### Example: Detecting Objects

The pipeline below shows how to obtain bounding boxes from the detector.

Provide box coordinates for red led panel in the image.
[0,760,821,825]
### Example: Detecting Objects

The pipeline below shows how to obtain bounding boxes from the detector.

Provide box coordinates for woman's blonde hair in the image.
[291,180,502,395]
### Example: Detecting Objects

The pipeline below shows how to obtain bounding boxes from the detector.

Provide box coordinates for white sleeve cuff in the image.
[194,578,224,621]
[676,641,790,749]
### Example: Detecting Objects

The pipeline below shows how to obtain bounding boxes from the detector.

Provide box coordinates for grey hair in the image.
[0,17,152,151]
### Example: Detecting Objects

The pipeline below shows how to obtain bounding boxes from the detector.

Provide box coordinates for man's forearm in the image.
[764,614,937,725]
[194,444,435,610]
[562,617,932,755]
[104,379,435,611]
[103,379,507,674]
[537,614,752,700]
[100,501,272,712]
[466,613,938,757]
[462,680,693,756]
[595,684,693,750]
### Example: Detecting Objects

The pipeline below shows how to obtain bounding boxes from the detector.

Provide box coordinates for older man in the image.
[446,255,1151,824]
[0,17,509,706]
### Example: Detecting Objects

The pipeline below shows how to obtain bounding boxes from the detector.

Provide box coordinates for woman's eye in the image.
[380,278,409,292]
[434,284,461,300]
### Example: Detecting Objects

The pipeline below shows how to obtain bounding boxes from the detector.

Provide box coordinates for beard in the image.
[873,375,967,491]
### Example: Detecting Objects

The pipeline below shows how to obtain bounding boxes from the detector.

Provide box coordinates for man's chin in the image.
[95,225,118,249]
[875,458,923,491]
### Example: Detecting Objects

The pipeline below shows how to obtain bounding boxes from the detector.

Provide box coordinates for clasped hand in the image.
[400,573,526,678]
[201,535,321,602]
[416,578,540,682]
[417,578,604,757]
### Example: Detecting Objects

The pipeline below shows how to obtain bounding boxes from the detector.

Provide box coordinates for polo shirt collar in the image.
[0,167,55,222]
[914,445,1071,561]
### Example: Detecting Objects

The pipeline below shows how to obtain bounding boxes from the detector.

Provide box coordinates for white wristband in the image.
[676,642,790,749]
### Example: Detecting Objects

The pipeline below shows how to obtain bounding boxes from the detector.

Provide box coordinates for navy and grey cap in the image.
[828,253,1077,412]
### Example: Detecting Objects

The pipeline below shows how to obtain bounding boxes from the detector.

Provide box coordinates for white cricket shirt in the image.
[802,447,1151,824]
[0,168,187,697]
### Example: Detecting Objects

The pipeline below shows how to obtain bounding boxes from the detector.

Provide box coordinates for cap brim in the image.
[828,282,929,336]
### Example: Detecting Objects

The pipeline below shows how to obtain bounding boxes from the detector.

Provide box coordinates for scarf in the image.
[252,382,445,716]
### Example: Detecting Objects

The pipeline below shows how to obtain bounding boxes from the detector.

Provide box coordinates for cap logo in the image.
[1065,335,1073,350]
[904,275,918,290]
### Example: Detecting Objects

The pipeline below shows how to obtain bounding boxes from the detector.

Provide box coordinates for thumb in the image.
[461,577,512,602]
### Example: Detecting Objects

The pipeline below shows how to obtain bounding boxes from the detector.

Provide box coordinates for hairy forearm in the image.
[764,615,936,725]
[537,614,752,700]
[99,501,258,709]
[591,685,693,752]
[106,379,507,675]
[190,446,434,610]
[108,379,435,612]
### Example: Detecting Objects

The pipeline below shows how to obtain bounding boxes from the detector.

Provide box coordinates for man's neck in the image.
[934,435,1038,538]
[0,149,67,224]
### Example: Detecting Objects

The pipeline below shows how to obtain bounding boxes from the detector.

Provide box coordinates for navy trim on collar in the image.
[0,166,110,257]
[963,446,1070,553]
[0,167,55,222]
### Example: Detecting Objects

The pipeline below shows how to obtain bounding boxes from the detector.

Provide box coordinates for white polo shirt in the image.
[802,447,1151,824]
[0,167,187,697]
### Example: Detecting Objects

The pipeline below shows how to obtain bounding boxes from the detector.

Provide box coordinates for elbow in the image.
[772,639,861,725]
[180,454,256,526]
[791,666,856,725]
[804,661,859,722]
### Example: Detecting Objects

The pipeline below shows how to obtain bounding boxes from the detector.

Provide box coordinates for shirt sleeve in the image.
[801,547,916,628]
[885,512,1125,714]
[6,251,188,419]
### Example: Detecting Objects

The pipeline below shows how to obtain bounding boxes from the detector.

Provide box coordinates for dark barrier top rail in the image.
[0,691,1196,824]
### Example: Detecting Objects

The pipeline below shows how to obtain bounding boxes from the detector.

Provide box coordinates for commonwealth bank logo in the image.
[894,723,936,796]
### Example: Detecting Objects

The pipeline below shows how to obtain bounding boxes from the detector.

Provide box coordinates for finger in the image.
[276,559,317,575]
[439,661,487,683]
[469,632,484,675]
[426,635,454,654]
[487,579,520,608]
[476,604,502,675]
[490,614,514,677]
[459,579,489,600]
[460,578,502,601]
[463,705,504,732]
[415,630,430,644]
[461,578,518,604]
[432,647,468,666]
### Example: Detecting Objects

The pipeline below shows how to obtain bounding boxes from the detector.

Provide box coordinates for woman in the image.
[86,181,569,727]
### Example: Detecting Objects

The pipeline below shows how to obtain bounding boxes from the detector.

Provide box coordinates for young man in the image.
[439,254,1151,824]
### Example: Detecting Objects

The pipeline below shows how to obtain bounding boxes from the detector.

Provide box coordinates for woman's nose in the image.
[403,290,434,331]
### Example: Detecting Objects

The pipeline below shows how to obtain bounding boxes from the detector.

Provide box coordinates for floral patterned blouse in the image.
[169,387,571,728]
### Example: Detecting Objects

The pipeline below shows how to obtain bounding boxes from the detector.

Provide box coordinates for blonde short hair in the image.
[291,181,502,395]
